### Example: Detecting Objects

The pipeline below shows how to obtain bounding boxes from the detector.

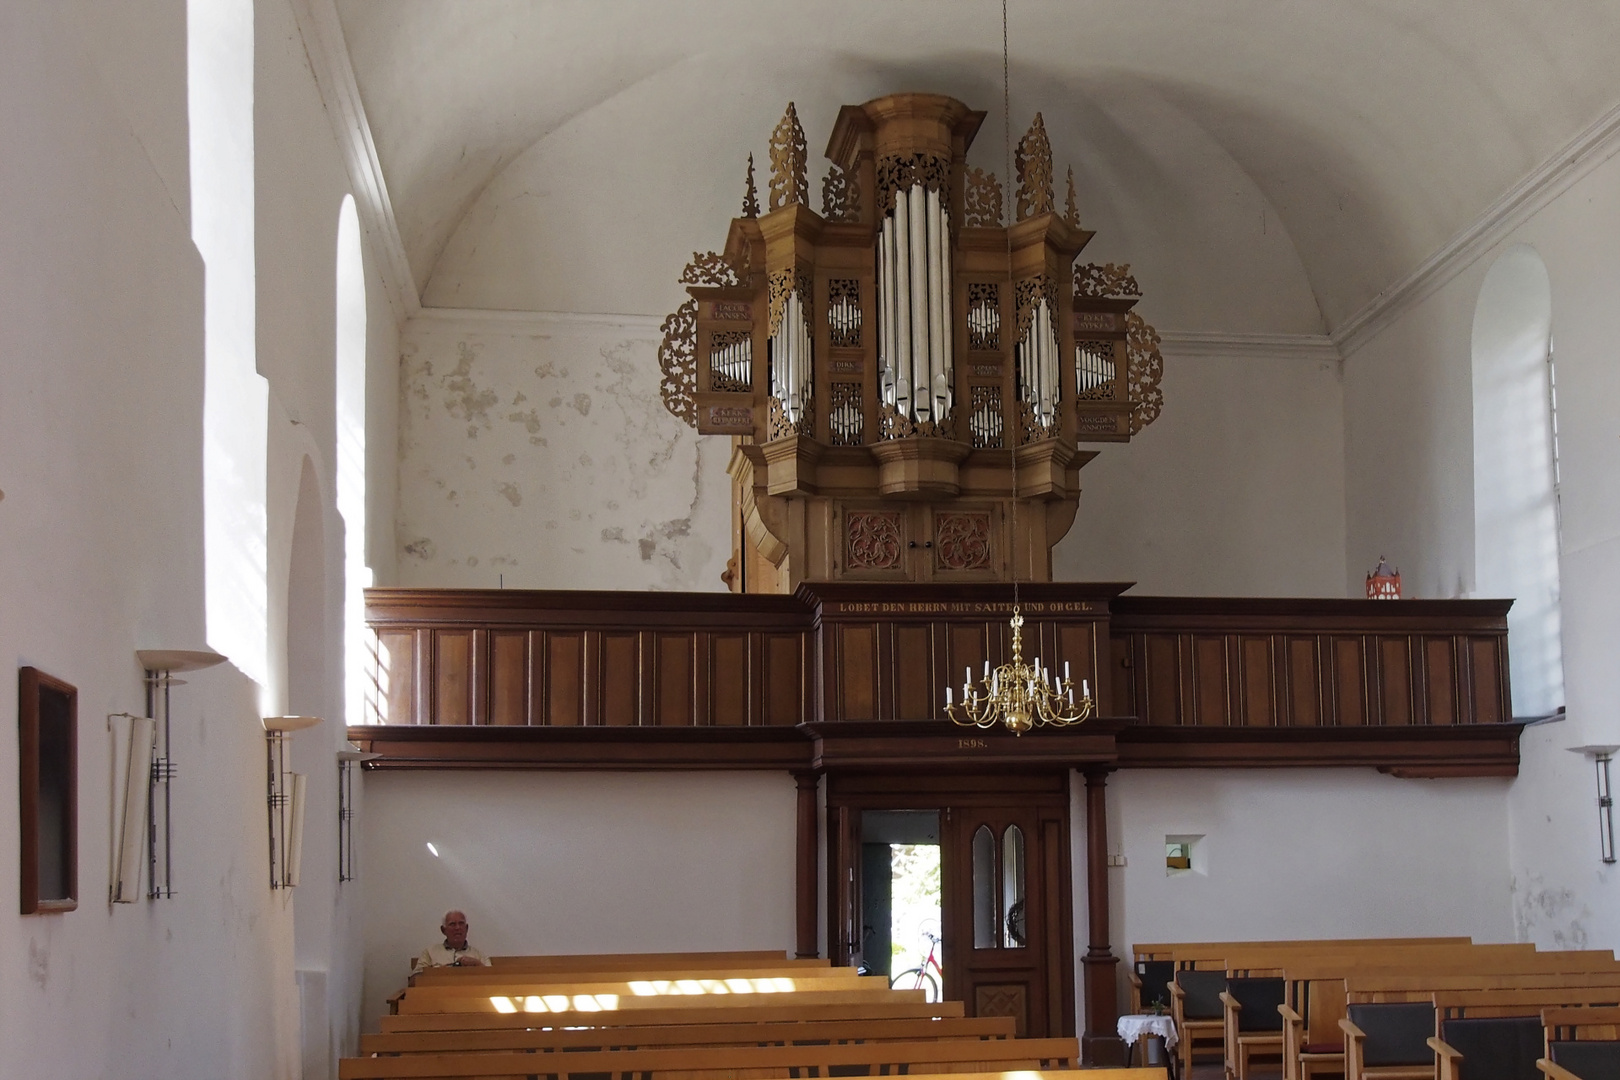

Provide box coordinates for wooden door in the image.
[826,772,1074,1038]
[943,803,1071,1037]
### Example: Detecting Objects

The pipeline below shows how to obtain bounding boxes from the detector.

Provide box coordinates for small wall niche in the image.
[1165,833,1205,878]
[19,667,78,914]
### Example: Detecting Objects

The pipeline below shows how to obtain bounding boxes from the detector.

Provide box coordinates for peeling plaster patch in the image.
[490,555,517,566]
[548,396,563,408]
[638,538,657,561]
[464,455,477,470]
[579,453,593,468]
[496,481,522,507]
[544,521,557,530]
[607,501,619,510]
[502,454,516,466]
[572,393,592,416]
[27,939,47,989]
[601,527,627,542]
[569,509,581,521]
[513,391,527,404]
[508,408,542,437]
[1513,872,1593,948]
[443,342,499,437]
[467,556,480,568]
[404,537,436,559]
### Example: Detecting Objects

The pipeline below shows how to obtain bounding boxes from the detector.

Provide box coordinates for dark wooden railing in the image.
[360,585,1518,775]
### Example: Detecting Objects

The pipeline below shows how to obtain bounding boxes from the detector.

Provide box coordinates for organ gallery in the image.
[656,94,1165,593]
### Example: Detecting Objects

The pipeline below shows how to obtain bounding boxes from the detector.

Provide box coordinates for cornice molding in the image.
[1332,97,1620,358]
[289,0,420,319]
[1158,330,1341,363]
[407,307,666,334]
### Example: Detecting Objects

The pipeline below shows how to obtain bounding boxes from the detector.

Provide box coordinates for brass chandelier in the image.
[945,608,1092,734]
[943,0,1095,737]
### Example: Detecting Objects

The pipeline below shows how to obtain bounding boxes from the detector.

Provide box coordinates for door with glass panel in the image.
[946,805,1067,1037]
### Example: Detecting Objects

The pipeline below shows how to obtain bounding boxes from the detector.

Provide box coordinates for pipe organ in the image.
[658,94,1164,593]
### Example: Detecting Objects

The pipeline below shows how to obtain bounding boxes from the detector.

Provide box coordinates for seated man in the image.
[417,909,488,968]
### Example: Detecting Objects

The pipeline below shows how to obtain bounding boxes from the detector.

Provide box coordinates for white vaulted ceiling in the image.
[337,0,1620,333]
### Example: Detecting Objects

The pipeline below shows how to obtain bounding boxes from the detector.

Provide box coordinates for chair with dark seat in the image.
[1131,959,1175,1014]
[1429,1015,1543,1080]
[1548,1039,1620,1079]
[1340,1002,1437,1080]
[1282,1003,1345,1080]
[1220,977,1286,1080]
[1171,968,1228,1077]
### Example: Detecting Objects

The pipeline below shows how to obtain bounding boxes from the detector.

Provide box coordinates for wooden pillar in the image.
[794,771,820,959]
[1081,767,1124,1064]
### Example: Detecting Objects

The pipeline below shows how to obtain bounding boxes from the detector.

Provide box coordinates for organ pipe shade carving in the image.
[769,268,813,429]
[709,332,752,391]
[658,300,698,429]
[963,167,1004,227]
[828,279,861,347]
[969,385,1005,448]
[967,284,1001,351]
[829,382,864,445]
[1075,339,1116,399]
[1125,311,1165,434]
[1015,277,1061,434]
[769,103,808,210]
[1015,113,1055,222]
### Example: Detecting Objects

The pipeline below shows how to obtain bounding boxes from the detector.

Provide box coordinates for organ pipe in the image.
[1019,295,1060,430]
[772,284,813,426]
[876,181,954,428]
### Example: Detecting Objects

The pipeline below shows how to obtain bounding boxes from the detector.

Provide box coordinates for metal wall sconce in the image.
[1568,745,1619,865]
[133,649,225,900]
[263,716,321,888]
[336,742,379,883]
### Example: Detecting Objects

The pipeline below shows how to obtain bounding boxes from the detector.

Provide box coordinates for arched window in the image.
[335,195,370,724]
[1472,244,1564,718]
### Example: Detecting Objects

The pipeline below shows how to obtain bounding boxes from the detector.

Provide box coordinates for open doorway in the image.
[859,810,941,998]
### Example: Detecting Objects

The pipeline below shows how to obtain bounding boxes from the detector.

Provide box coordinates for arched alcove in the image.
[1472,243,1563,718]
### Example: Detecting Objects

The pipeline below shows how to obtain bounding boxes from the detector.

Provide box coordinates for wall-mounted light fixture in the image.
[336,741,380,883]
[135,649,226,899]
[263,716,321,888]
[1568,745,1619,865]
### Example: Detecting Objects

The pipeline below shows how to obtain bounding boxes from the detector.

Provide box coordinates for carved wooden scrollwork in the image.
[821,163,860,222]
[1015,113,1055,221]
[1013,274,1058,341]
[845,511,903,571]
[658,299,698,429]
[963,167,1004,227]
[768,267,813,337]
[828,381,864,445]
[1018,400,1058,444]
[769,103,809,210]
[875,153,950,214]
[879,403,953,441]
[743,153,760,218]
[1125,311,1164,434]
[680,251,745,287]
[1064,166,1079,227]
[935,512,992,571]
[1074,262,1142,299]
[768,394,815,440]
[969,384,1004,448]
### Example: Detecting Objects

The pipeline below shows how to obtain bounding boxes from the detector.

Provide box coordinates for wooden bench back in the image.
[379,998,967,1032]
[337,1033,1082,1079]
[361,1014,1017,1056]
[396,980,917,1015]
[1132,937,1469,962]
[1544,1005,1620,1042]
[488,950,794,970]
[409,963,859,987]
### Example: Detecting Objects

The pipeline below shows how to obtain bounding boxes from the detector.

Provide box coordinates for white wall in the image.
[0,2,402,1077]
[1343,139,1620,952]
[1055,343,1346,595]
[359,771,798,1027]
[395,311,732,591]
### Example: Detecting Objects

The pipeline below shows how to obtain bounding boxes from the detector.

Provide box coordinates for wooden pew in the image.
[487,950,795,971]
[338,1033,1082,1079]
[1539,1040,1620,1079]
[362,1014,1017,1056]
[1220,977,1285,1080]
[1132,937,1471,963]
[394,976,906,1014]
[381,998,968,1033]
[409,964,859,988]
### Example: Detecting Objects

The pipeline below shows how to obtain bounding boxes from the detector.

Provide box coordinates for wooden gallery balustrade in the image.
[356,584,1521,777]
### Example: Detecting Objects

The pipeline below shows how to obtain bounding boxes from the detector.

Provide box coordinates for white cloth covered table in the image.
[1117,1012,1179,1049]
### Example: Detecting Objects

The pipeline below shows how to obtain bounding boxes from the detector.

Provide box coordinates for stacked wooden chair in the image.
[350,949,1166,1080]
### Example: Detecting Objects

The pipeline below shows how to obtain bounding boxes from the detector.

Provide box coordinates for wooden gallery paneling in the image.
[806,583,1124,722]
[1108,597,1513,728]
[366,590,813,728]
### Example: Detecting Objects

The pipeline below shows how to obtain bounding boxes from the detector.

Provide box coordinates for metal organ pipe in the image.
[874,181,955,429]
[771,284,813,427]
[907,184,930,421]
